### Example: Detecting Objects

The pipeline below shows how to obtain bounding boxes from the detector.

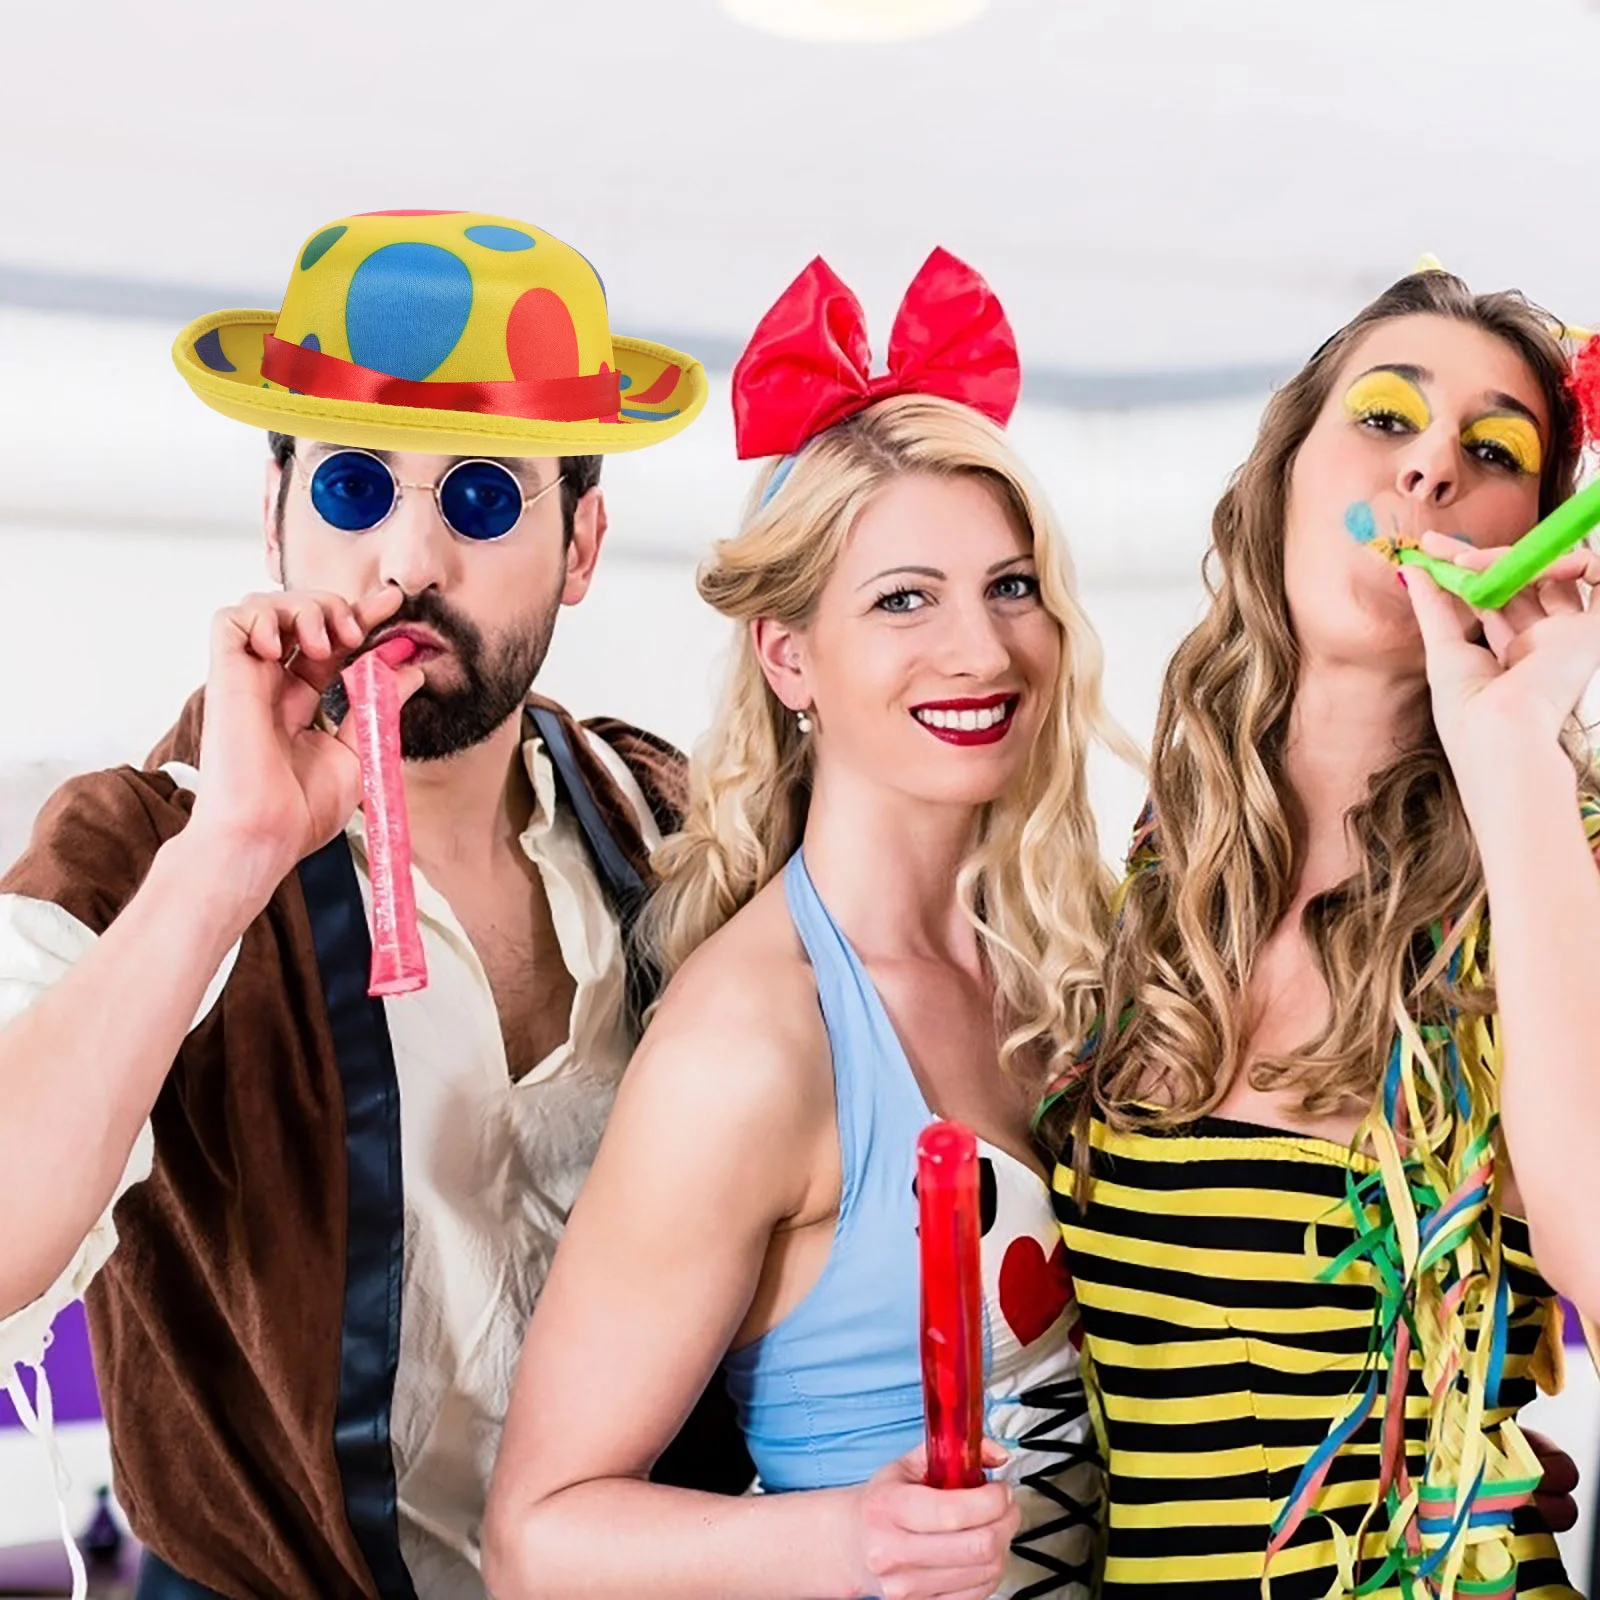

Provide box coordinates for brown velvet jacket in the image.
[0,690,743,1597]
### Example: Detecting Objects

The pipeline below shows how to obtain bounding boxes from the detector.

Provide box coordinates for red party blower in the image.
[342,643,428,998]
[917,1119,985,1489]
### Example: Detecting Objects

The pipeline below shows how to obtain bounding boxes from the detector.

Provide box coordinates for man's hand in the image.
[1526,1428,1580,1535]
[185,586,423,908]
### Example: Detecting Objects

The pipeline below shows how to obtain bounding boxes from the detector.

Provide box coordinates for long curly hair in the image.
[1073,269,1591,1145]
[641,393,1139,1089]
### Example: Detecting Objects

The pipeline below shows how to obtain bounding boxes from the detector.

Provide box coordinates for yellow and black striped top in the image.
[1051,1106,1575,1600]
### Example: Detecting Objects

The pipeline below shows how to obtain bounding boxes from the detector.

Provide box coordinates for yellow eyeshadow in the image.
[1342,371,1431,429]
[1461,414,1543,476]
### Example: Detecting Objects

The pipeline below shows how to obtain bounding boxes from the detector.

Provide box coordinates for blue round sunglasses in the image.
[300,449,564,542]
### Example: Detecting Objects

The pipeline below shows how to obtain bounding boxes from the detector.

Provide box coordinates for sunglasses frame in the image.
[296,448,565,543]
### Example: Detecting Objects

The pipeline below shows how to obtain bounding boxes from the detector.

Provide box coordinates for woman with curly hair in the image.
[1050,268,1597,1600]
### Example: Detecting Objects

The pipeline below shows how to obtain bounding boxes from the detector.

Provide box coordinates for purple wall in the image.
[1564,1297,1592,1347]
[0,1303,103,1428]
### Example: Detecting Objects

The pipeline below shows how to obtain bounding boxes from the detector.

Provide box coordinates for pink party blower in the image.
[341,644,427,997]
[917,1120,985,1489]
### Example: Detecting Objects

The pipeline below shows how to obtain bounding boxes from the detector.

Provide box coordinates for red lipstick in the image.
[909,694,1019,748]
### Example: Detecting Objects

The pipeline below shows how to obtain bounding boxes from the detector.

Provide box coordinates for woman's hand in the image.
[1403,532,1600,817]
[844,1442,1020,1600]
[1406,543,1600,1320]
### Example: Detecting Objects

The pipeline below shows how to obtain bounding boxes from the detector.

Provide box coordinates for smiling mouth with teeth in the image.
[910,695,1020,747]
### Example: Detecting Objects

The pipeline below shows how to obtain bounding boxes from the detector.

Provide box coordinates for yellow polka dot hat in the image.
[173,209,706,456]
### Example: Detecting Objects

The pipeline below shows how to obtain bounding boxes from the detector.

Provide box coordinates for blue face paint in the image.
[1344,501,1378,544]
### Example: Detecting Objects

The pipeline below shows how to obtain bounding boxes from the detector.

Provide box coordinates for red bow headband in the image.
[731,247,1022,462]
[1569,336,1600,448]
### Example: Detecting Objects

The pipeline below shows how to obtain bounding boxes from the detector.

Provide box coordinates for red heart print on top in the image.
[998,1236,1074,1347]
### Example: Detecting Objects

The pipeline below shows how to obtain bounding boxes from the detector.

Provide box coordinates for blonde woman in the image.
[484,253,1126,1600]
[1050,269,1596,1600]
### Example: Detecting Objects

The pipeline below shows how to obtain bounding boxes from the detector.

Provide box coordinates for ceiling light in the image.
[722,0,990,43]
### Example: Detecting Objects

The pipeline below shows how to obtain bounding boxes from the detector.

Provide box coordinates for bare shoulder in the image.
[649,876,822,1062]
[620,877,830,1162]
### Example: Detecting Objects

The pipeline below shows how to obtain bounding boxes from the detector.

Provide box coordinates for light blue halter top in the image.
[722,852,932,1490]
[720,853,1101,1598]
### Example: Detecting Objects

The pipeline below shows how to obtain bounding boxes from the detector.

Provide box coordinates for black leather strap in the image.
[526,709,755,1497]
[526,707,647,911]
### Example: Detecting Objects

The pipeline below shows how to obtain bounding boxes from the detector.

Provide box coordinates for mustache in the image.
[322,591,483,728]
[374,589,484,659]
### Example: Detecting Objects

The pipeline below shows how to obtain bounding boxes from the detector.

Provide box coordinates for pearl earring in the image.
[797,709,813,734]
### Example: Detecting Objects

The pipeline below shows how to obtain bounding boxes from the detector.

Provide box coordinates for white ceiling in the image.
[5,0,1599,390]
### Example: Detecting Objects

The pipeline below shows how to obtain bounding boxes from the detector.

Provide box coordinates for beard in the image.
[322,587,561,761]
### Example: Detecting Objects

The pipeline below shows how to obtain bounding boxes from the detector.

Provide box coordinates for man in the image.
[0,209,748,1598]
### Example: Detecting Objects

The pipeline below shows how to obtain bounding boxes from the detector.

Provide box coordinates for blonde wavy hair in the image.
[1072,269,1594,1146]
[643,393,1137,1088]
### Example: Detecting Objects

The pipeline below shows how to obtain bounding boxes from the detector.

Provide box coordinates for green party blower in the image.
[1391,477,1600,609]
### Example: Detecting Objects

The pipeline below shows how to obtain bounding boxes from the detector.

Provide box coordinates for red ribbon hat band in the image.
[260,334,624,423]
[731,247,1022,462]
